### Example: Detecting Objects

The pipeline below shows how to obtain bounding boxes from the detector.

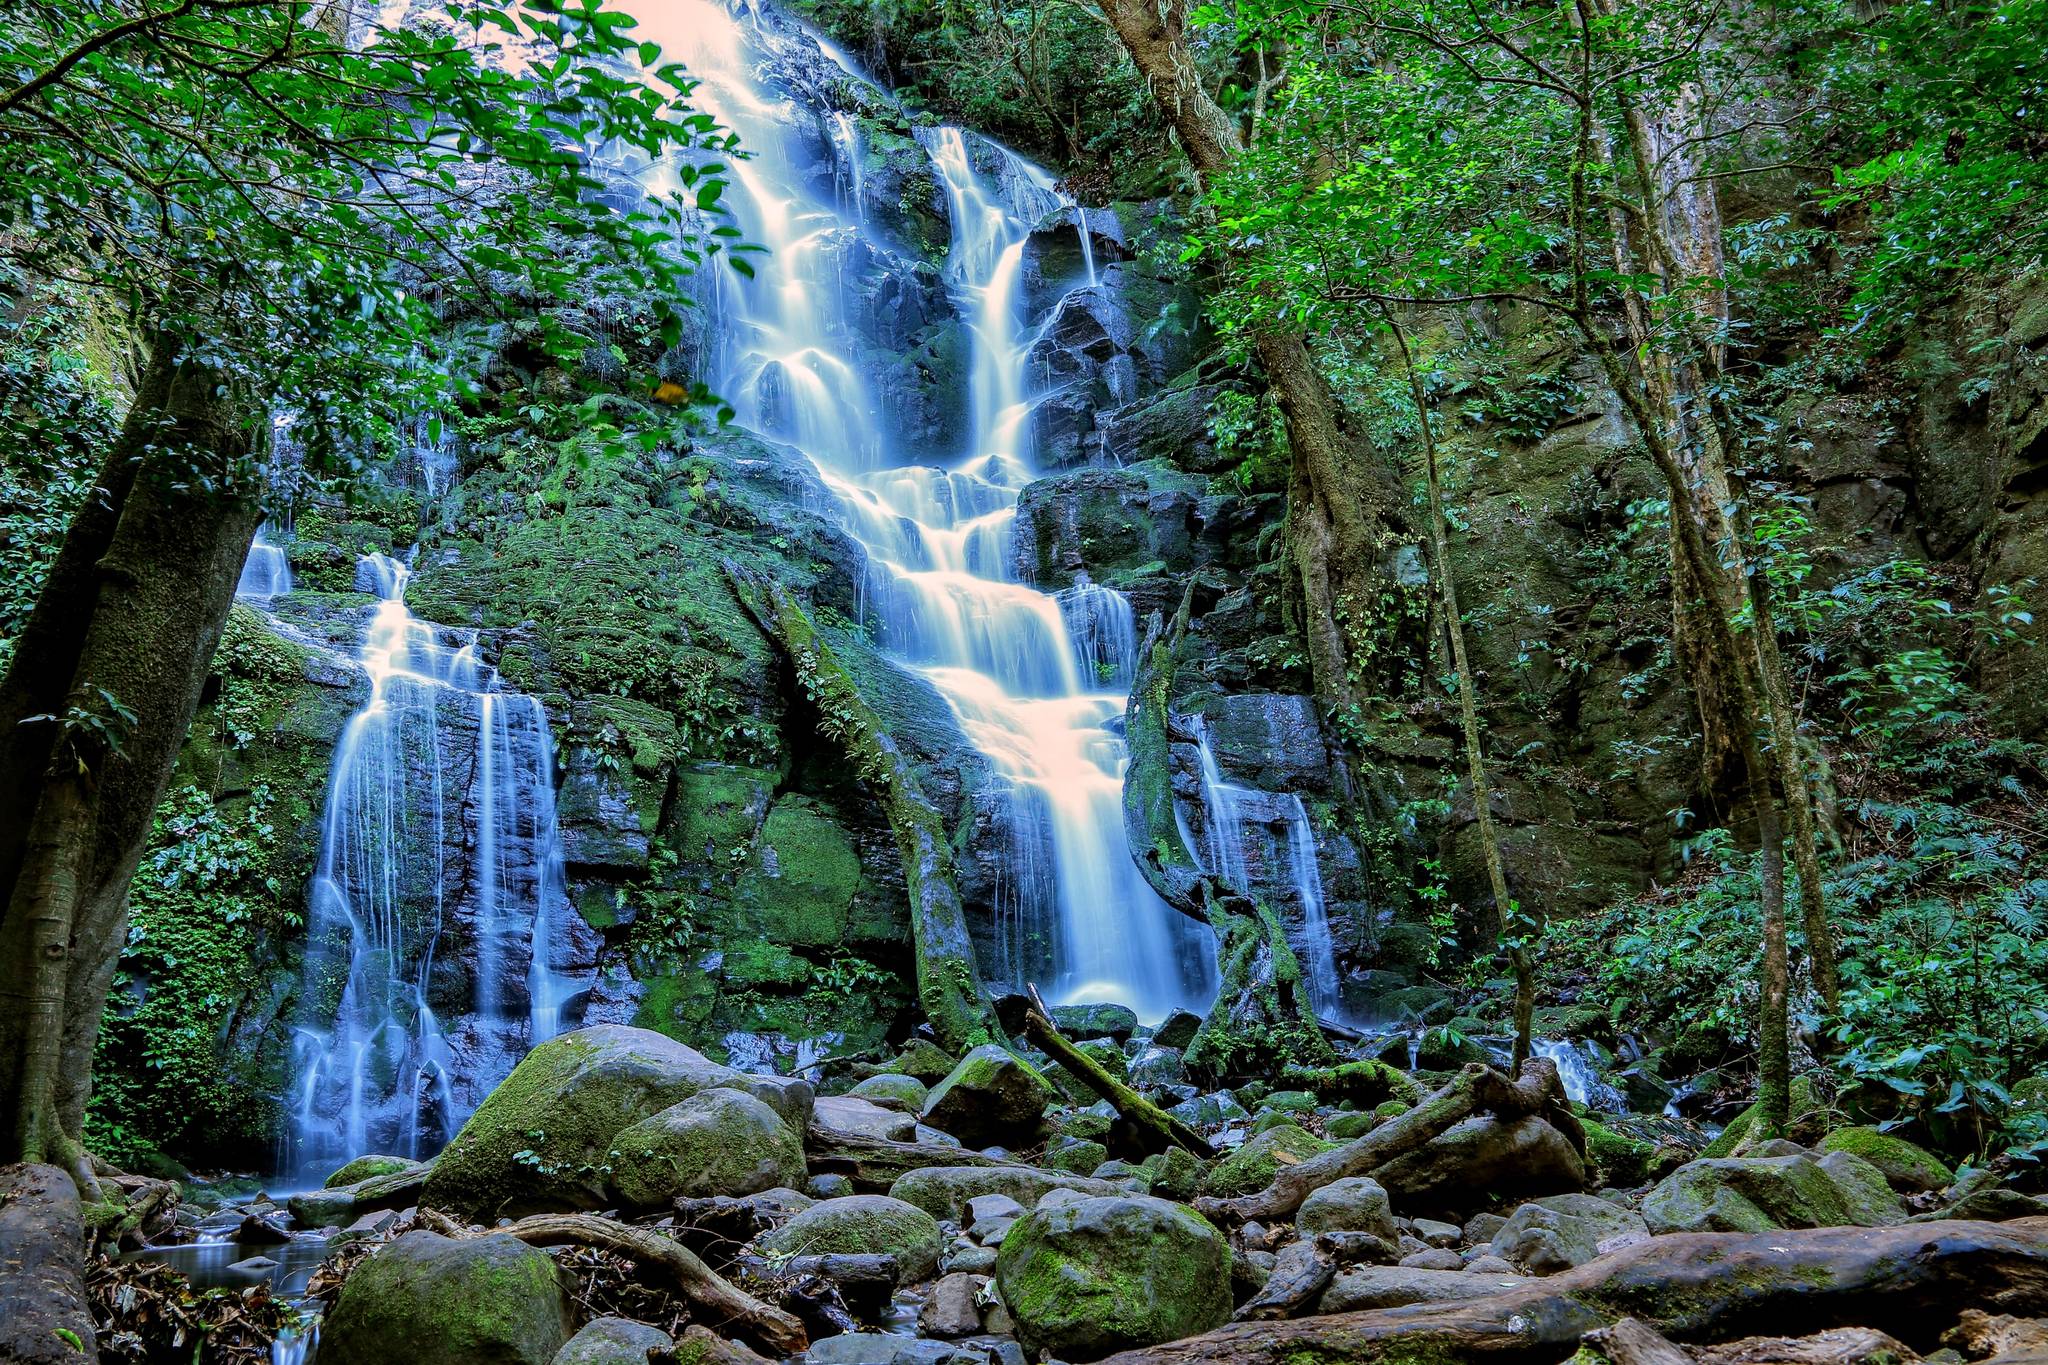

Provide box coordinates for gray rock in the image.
[606,1087,806,1208]
[1463,1212,1507,1245]
[919,1272,986,1337]
[553,1317,674,1365]
[227,1256,279,1272]
[1490,1193,1650,1274]
[921,1046,1055,1148]
[1168,1092,1249,1129]
[318,1231,572,1365]
[944,1243,997,1275]
[808,1174,856,1200]
[1411,1217,1462,1248]
[1296,1177,1398,1241]
[847,1074,929,1113]
[1318,1265,1531,1314]
[994,1195,1231,1358]
[1373,1114,1586,1218]
[804,1334,980,1365]
[813,1095,918,1143]
[967,1193,1025,1226]
[888,1166,1127,1223]
[1400,1248,1466,1270]
[1464,1254,1518,1274]
[1048,1003,1139,1043]
[1642,1151,1903,1235]
[760,1196,945,1284]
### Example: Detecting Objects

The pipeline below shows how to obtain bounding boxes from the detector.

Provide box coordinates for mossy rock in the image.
[739,798,864,946]
[1144,1147,1206,1202]
[1641,1151,1902,1234]
[1415,1027,1488,1071]
[1199,1124,1336,1200]
[606,1087,806,1208]
[993,1195,1231,1357]
[1581,1120,1658,1187]
[880,1039,959,1083]
[323,1155,417,1189]
[1280,1061,1422,1109]
[759,1195,944,1283]
[1327,1111,1377,1141]
[1700,1076,1820,1159]
[317,1230,572,1365]
[1046,1139,1110,1175]
[847,1074,929,1112]
[888,1166,1129,1222]
[922,1044,1054,1147]
[1818,1127,1955,1194]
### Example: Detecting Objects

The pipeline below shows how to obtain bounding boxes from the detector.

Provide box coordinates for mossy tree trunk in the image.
[726,565,1001,1054]
[0,342,261,1173]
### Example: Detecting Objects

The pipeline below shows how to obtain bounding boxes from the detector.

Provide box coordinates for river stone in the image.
[814,1094,918,1142]
[1151,1009,1202,1051]
[1372,1114,1586,1217]
[606,1087,806,1208]
[318,1230,572,1365]
[1489,1192,1650,1273]
[422,1025,813,1221]
[1642,1151,1903,1234]
[921,1045,1055,1147]
[1817,1127,1956,1193]
[1296,1177,1398,1241]
[847,1074,929,1112]
[324,1155,417,1189]
[552,1316,674,1365]
[1199,1123,1336,1199]
[1049,1003,1139,1043]
[888,1165,1129,1222]
[1317,1265,1531,1313]
[759,1195,944,1283]
[994,1195,1230,1359]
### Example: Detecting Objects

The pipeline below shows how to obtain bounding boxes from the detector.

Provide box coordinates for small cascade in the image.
[1535,1039,1627,1112]
[1186,717,1345,1019]
[283,551,577,1180]
[237,526,293,603]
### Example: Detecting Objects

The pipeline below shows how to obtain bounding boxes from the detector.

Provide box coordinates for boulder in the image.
[889,1165,1129,1222]
[1295,1177,1398,1241]
[1642,1151,1903,1234]
[1317,1265,1531,1314]
[813,1095,918,1143]
[422,1026,812,1222]
[994,1195,1231,1359]
[1489,1193,1650,1273]
[318,1231,572,1365]
[1373,1114,1587,1217]
[1200,1124,1336,1199]
[920,1045,1054,1148]
[1049,1003,1139,1043]
[552,1317,674,1365]
[1151,1009,1202,1051]
[759,1195,945,1283]
[324,1155,418,1189]
[1817,1127,1955,1193]
[606,1087,806,1208]
[919,1271,985,1337]
[288,1161,428,1226]
[847,1074,929,1113]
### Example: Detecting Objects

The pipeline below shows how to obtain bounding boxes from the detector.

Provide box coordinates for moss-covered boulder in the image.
[759,1195,945,1283]
[553,1317,674,1365]
[422,1026,813,1222]
[847,1074,928,1112]
[1296,1177,1398,1240]
[1199,1124,1336,1199]
[888,1166,1129,1222]
[1642,1151,1902,1234]
[1582,1120,1659,1187]
[1414,1026,1489,1070]
[1488,1192,1649,1273]
[921,1045,1054,1148]
[323,1155,419,1189]
[993,1195,1231,1359]
[1048,1003,1139,1043]
[318,1230,572,1365]
[606,1087,806,1208]
[1818,1127,1955,1194]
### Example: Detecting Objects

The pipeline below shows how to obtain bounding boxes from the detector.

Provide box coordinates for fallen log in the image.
[0,1163,96,1364]
[1195,1058,1576,1226]
[1097,1219,2048,1365]
[805,1128,1028,1191]
[1021,985,1213,1158]
[417,1208,807,1356]
[734,1252,898,1321]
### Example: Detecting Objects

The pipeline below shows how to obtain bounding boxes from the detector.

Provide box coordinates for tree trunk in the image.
[0,347,259,1168]
[1088,0,1406,712]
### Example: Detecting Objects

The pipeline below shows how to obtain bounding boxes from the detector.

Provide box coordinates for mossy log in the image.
[1020,985,1213,1158]
[1196,1058,1578,1226]
[1123,587,1330,1080]
[1098,1218,2048,1365]
[421,1207,808,1356]
[725,564,1000,1053]
[803,1128,1028,1191]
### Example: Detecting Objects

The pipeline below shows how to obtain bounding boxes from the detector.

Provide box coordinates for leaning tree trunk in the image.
[1124,588,1331,1079]
[1088,0,1406,713]
[0,346,260,1170]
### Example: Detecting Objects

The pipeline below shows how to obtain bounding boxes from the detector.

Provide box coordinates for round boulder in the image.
[607,1087,806,1208]
[553,1317,673,1365]
[921,1045,1054,1148]
[847,1074,929,1112]
[994,1195,1230,1359]
[759,1194,945,1283]
[318,1230,571,1365]
[1296,1176,1397,1241]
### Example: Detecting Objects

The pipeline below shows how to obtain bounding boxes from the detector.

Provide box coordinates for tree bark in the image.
[0,1163,96,1364]
[1098,1218,2048,1365]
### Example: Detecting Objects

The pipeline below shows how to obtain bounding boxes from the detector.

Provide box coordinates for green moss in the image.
[739,797,863,946]
[1199,1123,1336,1199]
[1581,1121,1656,1186]
[325,1155,416,1188]
[1817,1127,1955,1192]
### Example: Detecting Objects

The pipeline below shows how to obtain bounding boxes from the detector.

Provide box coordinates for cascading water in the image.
[237,526,293,603]
[282,552,577,1179]
[627,0,1213,1020]
[1185,716,1345,1019]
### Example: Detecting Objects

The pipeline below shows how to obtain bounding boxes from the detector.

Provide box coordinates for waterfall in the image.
[237,526,293,603]
[1186,716,1345,1019]
[282,552,576,1179]
[626,0,1213,1020]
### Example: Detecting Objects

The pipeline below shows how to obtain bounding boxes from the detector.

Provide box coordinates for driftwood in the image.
[804,1128,1028,1191]
[1098,1219,2048,1365]
[416,1208,807,1356]
[735,1252,898,1321]
[1021,985,1213,1158]
[1583,1318,1696,1365]
[0,1163,95,1364]
[1589,1318,1927,1365]
[1235,1231,1400,1322]
[1195,1058,1576,1226]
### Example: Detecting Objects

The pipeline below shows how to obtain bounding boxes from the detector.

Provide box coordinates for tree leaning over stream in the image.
[0,0,742,1179]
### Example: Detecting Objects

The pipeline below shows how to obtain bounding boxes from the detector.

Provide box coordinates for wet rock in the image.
[919,1271,986,1337]
[606,1086,807,1208]
[847,1074,929,1113]
[1642,1151,1903,1234]
[759,1195,944,1284]
[1127,1046,1184,1088]
[921,1045,1054,1148]
[1317,1264,1531,1313]
[553,1316,673,1365]
[324,1155,418,1188]
[805,1335,982,1365]
[1168,1092,1249,1130]
[227,1255,280,1272]
[890,1166,1129,1223]
[1199,1124,1335,1199]
[994,1195,1231,1359]
[807,1174,856,1200]
[1296,1177,1398,1241]
[1151,1009,1202,1051]
[1489,1192,1650,1273]
[422,1025,812,1222]
[318,1230,572,1365]
[1048,1003,1139,1043]
[813,1095,918,1143]
[1047,1139,1109,1175]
